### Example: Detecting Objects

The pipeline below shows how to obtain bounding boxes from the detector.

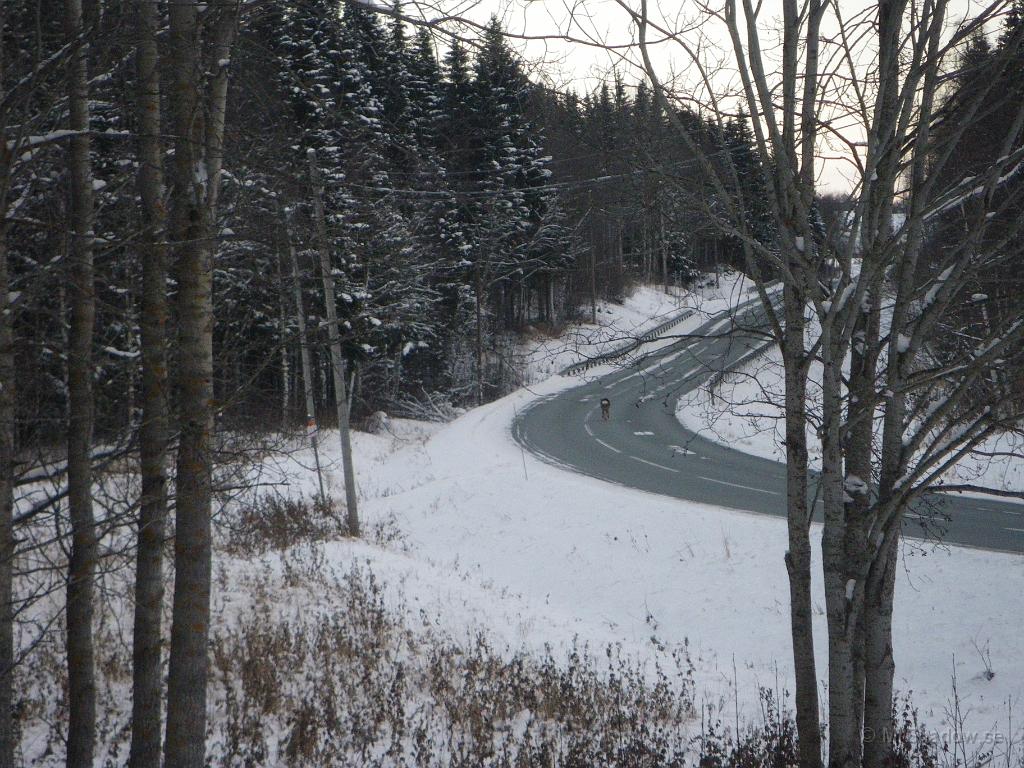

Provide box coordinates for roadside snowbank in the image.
[674,326,1024,499]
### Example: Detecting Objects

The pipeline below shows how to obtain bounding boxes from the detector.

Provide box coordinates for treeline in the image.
[929,10,1024,389]
[222,1,775,419]
[5,0,773,438]
[7,2,1020,440]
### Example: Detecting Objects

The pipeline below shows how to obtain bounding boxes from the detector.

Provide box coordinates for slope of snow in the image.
[25,277,1010,763]
[674,329,1024,499]
[520,275,757,382]
[262,352,1024,740]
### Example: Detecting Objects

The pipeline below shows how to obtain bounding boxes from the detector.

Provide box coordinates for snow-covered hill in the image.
[246,280,1024,747]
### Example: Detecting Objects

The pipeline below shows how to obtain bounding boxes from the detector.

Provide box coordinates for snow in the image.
[674,313,1023,501]
[519,274,759,383]
[845,475,869,495]
[676,343,814,469]
[101,345,139,360]
[253,368,1024,739]
[924,264,955,307]
[219,275,1023,743]
[15,273,1020,761]
[5,130,77,152]
[942,430,1024,501]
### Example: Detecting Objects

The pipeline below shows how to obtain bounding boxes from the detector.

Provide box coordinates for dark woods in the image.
[5,0,769,436]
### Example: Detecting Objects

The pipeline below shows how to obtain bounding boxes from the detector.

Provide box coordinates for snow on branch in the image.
[930,484,1024,500]
[922,145,1024,223]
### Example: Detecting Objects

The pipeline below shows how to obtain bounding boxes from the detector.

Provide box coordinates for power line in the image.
[339,150,727,199]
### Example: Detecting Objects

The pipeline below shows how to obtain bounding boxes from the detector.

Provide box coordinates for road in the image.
[512,302,1024,555]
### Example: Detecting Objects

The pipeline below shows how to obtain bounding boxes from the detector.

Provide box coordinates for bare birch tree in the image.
[130,0,169,764]
[63,0,98,763]
[164,2,237,766]
[615,2,1024,766]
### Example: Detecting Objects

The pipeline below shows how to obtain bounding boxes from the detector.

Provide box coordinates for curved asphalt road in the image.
[513,303,1024,555]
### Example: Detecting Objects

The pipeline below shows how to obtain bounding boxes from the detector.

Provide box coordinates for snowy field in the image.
[674,318,1024,498]
[249,281,1023,744]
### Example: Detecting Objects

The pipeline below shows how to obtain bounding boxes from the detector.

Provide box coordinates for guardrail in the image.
[703,340,775,394]
[560,287,782,379]
[559,306,696,376]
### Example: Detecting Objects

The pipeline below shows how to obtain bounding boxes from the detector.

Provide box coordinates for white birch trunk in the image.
[307,150,360,536]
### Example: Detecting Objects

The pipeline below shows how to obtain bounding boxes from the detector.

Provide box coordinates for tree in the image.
[308,149,360,536]
[0,8,16,766]
[129,0,170,765]
[163,2,237,766]
[63,0,98,763]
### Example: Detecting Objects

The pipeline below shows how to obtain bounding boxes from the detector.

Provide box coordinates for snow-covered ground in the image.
[249,279,1023,744]
[519,275,758,382]
[674,320,1024,498]
[264,380,1023,743]
[23,278,1020,764]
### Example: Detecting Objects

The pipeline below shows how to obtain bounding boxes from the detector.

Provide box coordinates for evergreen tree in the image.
[722,109,774,264]
[927,9,1024,375]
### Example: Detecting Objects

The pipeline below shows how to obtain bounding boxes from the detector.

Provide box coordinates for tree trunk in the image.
[129,0,169,764]
[164,3,235,766]
[862,531,898,768]
[589,246,598,323]
[821,331,861,768]
[0,11,16,768]
[278,253,290,426]
[781,280,823,768]
[857,5,922,758]
[475,268,485,404]
[307,150,360,536]
[0,215,14,768]
[548,275,557,326]
[660,211,668,293]
[283,213,326,503]
[840,186,887,768]
[64,0,98,763]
